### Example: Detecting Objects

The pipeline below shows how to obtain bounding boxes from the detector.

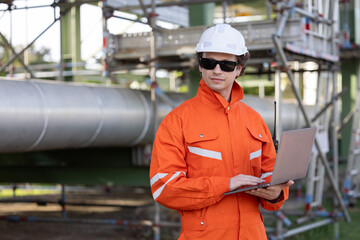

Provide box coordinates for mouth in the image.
[210,78,224,83]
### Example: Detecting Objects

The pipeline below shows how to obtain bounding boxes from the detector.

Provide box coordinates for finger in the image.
[238,175,265,182]
[236,174,263,180]
[247,187,272,194]
[247,187,282,199]
[234,175,265,184]
[239,179,263,186]
[287,180,295,186]
[245,190,261,196]
[268,180,294,190]
[246,189,271,199]
[278,180,294,188]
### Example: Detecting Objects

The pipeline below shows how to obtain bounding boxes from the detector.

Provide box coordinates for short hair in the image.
[196,52,250,77]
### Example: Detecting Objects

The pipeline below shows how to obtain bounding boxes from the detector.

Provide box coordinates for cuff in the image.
[264,190,284,204]
[260,187,288,211]
[210,176,231,201]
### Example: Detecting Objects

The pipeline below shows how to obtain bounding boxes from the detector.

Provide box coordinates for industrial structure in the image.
[0,0,359,239]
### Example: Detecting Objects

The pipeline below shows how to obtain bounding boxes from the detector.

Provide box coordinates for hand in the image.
[246,180,294,201]
[229,174,265,191]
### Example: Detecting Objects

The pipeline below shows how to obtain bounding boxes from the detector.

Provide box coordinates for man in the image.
[150,24,293,239]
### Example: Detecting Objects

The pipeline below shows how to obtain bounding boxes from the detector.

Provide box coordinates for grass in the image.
[289,200,360,240]
[0,186,60,198]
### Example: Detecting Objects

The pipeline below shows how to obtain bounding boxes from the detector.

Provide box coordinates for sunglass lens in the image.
[200,58,216,70]
[220,61,237,72]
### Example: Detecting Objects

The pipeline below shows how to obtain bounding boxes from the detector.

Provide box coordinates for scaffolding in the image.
[0,0,359,239]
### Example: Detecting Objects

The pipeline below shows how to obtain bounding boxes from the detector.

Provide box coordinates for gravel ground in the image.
[0,188,180,240]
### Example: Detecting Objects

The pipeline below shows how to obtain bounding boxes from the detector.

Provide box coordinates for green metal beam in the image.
[339,0,357,44]
[189,3,215,26]
[0,148,150,187]
[0,166,149,186]
[61,0,81,81]
[340,60,360,158]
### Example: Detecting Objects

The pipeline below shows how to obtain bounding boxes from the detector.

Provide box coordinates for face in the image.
[199,52,242,102]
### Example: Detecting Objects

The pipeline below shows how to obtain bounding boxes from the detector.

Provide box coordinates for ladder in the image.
[305,70,331,211]
[344,64,360,206]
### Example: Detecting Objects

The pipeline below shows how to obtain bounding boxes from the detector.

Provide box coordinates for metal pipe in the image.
[0,78,175,152]
[8,8,14,77]
[294,7,333,24]
[222,1,227,23]
[102,1,109,83]
[274,0,294,37]
[266,0,272,20]
[337,108,355,133]
[280,219,333,239]
[0,78,310,153]
[331,70,339,198]
[147,1,161,238]
[274,70,282,141]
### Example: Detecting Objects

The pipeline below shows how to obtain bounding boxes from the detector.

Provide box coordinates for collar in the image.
[196,79,244,109]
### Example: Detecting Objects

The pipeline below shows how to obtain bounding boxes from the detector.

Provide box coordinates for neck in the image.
[222,90,231,103]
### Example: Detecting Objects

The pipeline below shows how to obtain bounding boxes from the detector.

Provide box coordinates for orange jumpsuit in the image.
[150,79,288,239]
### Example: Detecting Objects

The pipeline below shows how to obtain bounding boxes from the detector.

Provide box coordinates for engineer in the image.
[150,23,294,239]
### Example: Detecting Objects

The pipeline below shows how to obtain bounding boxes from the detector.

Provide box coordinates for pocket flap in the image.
[247,126,270,143]
[184,130,218,143]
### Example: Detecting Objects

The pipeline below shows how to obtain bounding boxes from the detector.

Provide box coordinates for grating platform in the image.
[108,18,339,70]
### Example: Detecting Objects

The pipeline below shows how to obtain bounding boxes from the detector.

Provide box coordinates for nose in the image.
[213,63,222,74]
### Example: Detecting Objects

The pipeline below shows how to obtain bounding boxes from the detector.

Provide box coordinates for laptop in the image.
[224,127,317,195]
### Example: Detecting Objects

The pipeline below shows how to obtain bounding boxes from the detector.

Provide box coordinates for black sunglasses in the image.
[199,58,238,72]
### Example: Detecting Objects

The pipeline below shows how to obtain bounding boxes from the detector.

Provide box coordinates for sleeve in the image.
[149,118,231,211]
[258,121,289,211]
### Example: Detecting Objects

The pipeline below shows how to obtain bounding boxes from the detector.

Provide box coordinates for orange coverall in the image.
[150,79,289,239]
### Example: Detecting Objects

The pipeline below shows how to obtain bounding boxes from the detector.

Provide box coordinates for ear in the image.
[198,64,202,73]
[236,65,242,78]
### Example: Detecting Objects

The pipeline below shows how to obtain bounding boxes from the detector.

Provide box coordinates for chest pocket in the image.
[184,130,222,170]
[247,126,270,177]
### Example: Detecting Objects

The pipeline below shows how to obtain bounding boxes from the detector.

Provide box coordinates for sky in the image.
[0,1,151,62]
[0,1,263,64]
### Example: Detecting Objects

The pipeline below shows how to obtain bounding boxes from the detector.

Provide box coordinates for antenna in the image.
[273,100,279,152]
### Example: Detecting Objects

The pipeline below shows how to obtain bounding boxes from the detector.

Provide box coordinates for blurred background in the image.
[0,0,359,239]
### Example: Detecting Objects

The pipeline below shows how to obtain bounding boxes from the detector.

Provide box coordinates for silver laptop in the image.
[224,127,317,195]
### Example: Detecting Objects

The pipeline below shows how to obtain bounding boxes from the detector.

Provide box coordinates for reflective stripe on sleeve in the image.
[250,149,262,160]
[150,173,169,186]
[187,146,222,160]
[152,171,185,200]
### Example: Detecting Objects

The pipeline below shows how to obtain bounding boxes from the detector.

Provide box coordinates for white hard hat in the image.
[195,24,248,56]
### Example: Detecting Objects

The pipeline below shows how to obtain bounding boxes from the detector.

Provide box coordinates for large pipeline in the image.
[0,78,310,153]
